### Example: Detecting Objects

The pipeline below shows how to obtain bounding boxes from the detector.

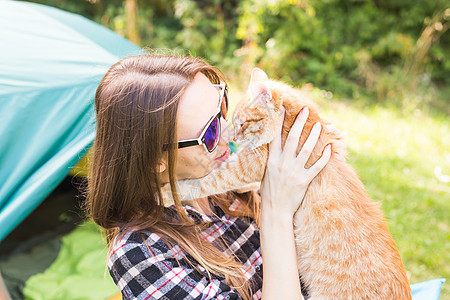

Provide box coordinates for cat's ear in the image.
[250,67,269,83]
[248,81,272,107]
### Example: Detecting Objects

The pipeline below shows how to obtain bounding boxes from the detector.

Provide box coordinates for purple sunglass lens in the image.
[204,117,220,151]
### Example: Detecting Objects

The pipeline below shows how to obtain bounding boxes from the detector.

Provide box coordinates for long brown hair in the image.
[86,54,259,299]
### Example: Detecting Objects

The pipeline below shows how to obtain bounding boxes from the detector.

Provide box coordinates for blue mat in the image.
[411,278,446,300]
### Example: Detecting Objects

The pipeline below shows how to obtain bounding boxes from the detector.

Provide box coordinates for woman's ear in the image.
[157,161,167,173]
[250,67,269,83]
[248,81,272,107]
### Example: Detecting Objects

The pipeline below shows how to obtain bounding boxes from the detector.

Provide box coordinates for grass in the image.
[228,82,449,297]
[315,96,450,299]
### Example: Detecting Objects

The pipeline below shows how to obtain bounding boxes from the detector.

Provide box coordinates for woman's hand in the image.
[259,106,331,300]
[260,106,331,220]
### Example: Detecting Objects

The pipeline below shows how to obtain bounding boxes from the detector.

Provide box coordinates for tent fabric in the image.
[23,221,117,300]
[0,0,141,242]
[0,233,62,299]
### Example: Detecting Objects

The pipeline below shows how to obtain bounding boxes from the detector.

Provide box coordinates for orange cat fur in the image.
[162,69,411,299]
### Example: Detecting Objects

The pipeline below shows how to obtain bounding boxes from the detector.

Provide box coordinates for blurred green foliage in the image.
[27,0,448,111]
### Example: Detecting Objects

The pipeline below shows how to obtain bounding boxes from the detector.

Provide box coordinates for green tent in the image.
[0,1,139,298]
[0,0,140,242]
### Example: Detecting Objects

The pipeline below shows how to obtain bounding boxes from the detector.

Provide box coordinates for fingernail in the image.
[314,122,321,130]
[301,107,309,115]
[325,144,331,151]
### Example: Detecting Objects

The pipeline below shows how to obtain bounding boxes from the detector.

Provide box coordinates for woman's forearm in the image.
[260,211,304,300]
[257,101,330,299]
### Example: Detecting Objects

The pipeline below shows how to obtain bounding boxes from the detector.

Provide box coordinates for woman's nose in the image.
[219,118,234,145]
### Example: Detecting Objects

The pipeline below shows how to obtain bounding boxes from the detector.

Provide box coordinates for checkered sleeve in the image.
[108,232,243,300]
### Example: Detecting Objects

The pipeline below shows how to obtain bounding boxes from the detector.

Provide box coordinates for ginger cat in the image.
[162,68,411,299]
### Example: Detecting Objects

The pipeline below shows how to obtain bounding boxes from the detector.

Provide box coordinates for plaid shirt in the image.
[108,201,263,299]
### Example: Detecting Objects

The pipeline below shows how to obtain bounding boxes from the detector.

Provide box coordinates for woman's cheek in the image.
[192,153,217,176]
[176,148,216,179]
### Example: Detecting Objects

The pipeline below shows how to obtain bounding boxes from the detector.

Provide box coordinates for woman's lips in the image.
[215,147,230,162]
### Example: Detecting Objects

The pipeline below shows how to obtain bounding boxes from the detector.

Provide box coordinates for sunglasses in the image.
[164,83,229,153]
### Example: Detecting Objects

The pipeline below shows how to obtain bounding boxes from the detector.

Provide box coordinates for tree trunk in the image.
[125,0,141,45]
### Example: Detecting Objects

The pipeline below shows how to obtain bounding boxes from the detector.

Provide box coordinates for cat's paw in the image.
[233,182,261,194]
[160,183,175,207]
[160,181,205,205]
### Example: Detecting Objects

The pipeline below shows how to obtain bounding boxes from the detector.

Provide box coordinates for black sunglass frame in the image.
[164,83,228,153]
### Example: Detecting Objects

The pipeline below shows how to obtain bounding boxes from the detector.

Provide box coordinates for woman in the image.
[87,54,334,299]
